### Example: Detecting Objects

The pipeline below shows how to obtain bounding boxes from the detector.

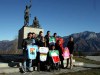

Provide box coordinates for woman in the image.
[55,40,64,68]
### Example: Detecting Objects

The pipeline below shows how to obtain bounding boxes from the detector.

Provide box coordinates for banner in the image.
[49,37,56,45]
[27,45,38,59]
[62,47,70,59]
[49,50,60,63]
[39,47,49,61]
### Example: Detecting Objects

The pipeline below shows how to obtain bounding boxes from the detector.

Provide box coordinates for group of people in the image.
[21,31,74,73]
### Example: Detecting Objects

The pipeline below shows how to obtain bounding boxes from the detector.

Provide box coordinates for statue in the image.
[24,0,32,26]
[32,16,41,28]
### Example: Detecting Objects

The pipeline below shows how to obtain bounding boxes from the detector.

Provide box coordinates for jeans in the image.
[22,59,32,71]
[67,54,73,68]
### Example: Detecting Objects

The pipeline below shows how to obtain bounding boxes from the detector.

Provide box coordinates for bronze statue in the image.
[32,16,41,28]
[24,0,32,26]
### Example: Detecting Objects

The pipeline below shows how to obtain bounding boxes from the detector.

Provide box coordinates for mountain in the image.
[0,39,18,50]
[0,31,100,55]
[0,40,12,50]
[0,39,21,54]
[63,31,100,55]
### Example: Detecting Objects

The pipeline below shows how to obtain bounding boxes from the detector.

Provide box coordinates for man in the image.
[22,32,33,52]
[67,36,74,69]
[45,31,51,48]
[21,32,33,73]
[32,32,39,45]
[53,33,57,40]
[37,31,43,41]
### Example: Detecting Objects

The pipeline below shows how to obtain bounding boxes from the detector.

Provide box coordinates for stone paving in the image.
[0,62,100,74]
[0,67,91,75]
[0,56,100,75]
[85,56,100,61]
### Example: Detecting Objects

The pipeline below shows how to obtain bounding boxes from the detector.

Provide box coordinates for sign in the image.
[27,44,38,59]
[62,47,70,59]
[39,47,49,61]
[49,37,56,45]
[49,50,60,63]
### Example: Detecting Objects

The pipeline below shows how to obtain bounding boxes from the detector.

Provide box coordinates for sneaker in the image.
[23,71,26,74]
[28,68,33,72]
[20,66,26,73]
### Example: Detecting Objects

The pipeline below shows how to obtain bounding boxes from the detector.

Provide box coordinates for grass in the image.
[58,69,100,75]
[73,56,100,65]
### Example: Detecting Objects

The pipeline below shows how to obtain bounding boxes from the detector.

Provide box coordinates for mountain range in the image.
[63,31,100,55]
[0,31,100,55]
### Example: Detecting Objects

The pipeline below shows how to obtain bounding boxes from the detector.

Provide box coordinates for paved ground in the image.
[0,67,91,75]
[0,62,100,75]
[85,56,100,61]
[0,56,100,75]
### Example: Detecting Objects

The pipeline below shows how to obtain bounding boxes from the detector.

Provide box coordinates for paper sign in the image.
[62,47,70,59]
[39,47,49,61]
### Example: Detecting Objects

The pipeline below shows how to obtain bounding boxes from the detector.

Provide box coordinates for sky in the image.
[0,0,100,40]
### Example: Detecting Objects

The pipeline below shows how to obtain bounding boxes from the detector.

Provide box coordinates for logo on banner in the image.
[30,48,35,54]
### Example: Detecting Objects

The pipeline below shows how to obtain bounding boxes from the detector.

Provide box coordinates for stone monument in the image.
[18,0,44,49]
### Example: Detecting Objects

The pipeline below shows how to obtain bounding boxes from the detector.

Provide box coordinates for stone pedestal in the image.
[18,26,44,49]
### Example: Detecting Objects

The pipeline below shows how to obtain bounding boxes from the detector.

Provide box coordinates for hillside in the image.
[0,31,100,55]
[63,31,100,55]
[0,39,22,54]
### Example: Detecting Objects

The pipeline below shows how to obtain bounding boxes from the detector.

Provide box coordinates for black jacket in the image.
[45,35,50,47]
[22,38,33,54]
[38,40,45,47]
[55,43,64,61]
[67,41,74,54]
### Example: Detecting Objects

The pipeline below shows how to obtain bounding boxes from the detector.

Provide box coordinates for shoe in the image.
[63,66,67,69]
[23,71,26,74]
[61,66,64,69]
[20,66,26,73]
[28,68,33,72]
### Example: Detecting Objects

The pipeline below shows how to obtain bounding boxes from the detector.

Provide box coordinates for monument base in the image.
[18,26,44,49]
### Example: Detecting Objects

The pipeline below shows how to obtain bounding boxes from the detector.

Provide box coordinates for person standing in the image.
[67,36,74,69]
[55,40,64,68]
[45,31,51,48]
[37,31,43,46]
[53,33,57,42]
[32,32,38,45]
[38,36,46,47]
[48,33,57,46]
[37,31,43,41]
[22,32,33,54]
[21,32,33,73]
[38,37,48,71]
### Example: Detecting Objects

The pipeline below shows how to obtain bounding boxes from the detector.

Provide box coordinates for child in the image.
[48,45,60,70]
[62,47,70,68]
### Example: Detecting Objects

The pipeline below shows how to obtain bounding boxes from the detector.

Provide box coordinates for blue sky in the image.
[0,0,100,40]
